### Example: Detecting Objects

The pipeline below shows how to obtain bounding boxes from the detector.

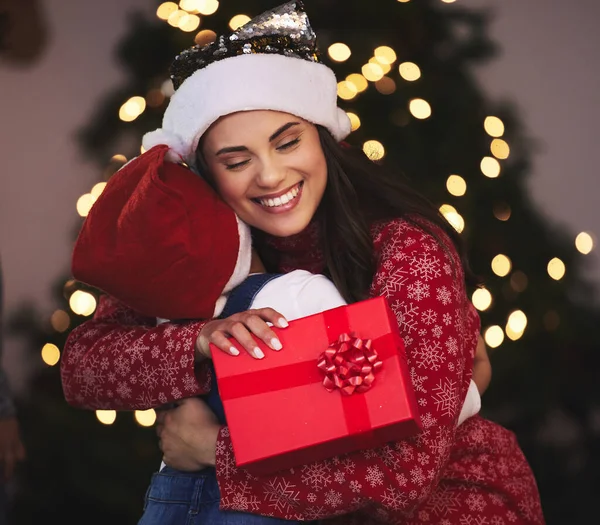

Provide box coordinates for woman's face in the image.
[201,110,327,237]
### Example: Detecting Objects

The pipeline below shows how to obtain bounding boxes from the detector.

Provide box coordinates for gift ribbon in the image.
[218,306,399,443]
[317,332,383,396]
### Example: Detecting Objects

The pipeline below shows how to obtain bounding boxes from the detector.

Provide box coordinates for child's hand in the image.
[195,308,288,360]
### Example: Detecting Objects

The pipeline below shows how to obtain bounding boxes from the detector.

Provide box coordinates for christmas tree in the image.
[7,1,599,523]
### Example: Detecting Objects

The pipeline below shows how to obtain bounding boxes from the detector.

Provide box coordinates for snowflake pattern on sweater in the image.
[60,218,545,523]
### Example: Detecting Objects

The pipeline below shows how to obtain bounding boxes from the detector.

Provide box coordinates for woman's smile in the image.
[252,181,304,214]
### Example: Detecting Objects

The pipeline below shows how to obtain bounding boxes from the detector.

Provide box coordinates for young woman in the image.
[60,2,542,523]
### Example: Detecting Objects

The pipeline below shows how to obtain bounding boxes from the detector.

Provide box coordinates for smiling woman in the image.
[200,111,327,238]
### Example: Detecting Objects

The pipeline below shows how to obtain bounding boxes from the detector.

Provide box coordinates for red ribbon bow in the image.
[317,332,383,396]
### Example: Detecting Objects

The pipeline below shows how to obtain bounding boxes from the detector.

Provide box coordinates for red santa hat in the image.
[71,144,251,320]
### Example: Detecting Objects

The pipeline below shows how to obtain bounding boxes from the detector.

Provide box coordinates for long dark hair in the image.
[313,126,481,303]
[197,125,480,304]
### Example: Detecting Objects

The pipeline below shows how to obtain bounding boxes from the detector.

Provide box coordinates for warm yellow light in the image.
[446,174,467,196]
[195,29,217,46]
[472,287,492,311]
[480,156,501,178]
[135,409,157,427]
[441,0,457,3]
[178,13,200,32]
[157,2,178,20]
[229,14,250,30]
[41,343,60,366]
[119,96,146,122]
[493,202,511,221]
[111,154,127,163]
[399,62,421,81]
[374,46,397,65]
[491,139,510,159]
[167,9,186,27]
[575,232,594,254]
[196,0,219,16]
[140,144,147,154]
[90,182,107,199]
[179,0,200,12]
[362,63,385,82]
[69,290,97,317]
[397,0,411,3]
[369,57,392,74]
[409,98,432,119]
[346,74,368,93]
[484,116,505,137]
[328,43,351,62]
[491,254,512,277]
[363,140,385,161]
[548,258,566,280]
[96,410,117,425]
[484,325,504,349]
[337,81,358,100]
[507,310,528,334]
[76,194,97,217]
[346,112,361,131]
[505,324,524,341]
[50,310,70,333]
[439,204,465,233]
[375,77,397,95]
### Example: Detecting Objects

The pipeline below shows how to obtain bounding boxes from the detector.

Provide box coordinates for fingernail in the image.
[253,347,265,359]
[229,346,240,356]
[271,338,282,351]
[278,318,289,328]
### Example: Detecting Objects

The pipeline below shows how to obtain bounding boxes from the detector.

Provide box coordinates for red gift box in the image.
[211,296,422,475]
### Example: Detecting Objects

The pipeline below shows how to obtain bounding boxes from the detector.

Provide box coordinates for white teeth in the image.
[258,184,300,208]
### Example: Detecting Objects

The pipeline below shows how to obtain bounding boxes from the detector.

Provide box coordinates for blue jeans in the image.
[138,467,307,525]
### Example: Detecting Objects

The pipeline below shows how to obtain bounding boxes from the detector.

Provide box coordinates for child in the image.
[72,144,486,525]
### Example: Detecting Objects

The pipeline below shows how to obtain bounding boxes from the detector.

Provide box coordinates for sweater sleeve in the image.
[60,294,211,410]
[214,219,480,522]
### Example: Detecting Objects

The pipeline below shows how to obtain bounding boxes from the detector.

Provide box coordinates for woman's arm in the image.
[60,294,211,410]
[205,219,479,521]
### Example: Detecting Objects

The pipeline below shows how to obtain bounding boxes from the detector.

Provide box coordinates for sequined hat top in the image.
[170,1,320,90]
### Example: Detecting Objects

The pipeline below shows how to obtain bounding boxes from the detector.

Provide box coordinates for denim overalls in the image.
[139,275,318,524]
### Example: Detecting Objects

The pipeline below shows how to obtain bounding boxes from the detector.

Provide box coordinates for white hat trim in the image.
[142,53,352,167]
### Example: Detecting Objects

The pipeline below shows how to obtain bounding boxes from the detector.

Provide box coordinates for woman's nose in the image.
[255,159,286,188]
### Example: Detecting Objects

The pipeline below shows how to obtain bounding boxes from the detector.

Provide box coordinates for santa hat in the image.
[71,144,251,320]
[142,0,351,167]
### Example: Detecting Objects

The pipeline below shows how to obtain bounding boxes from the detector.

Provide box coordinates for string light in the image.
[50,310,71,332]
[362,63,385,82]
[506,310,528,341]
[337,81,357,100]
[346,112,361,131]
[119,96,146,122]
[484,116,505,137]
[76,194,97,217]
[575,232,594,254]
[229,14,250,30]
[399,62,421,81]
[491,138,510,159]
[90,182,107,199]
[135,409,157,427]
[375,77,397,95]
[346,73,368,93]
[493,202,511,221]
[548,258,566,280]
[480,156,501,178]
[472,287,492,311]
[484,325,504,349]
[69,290,97,317]
[446,174,467,196]
[409,98,432,119]
[363,140,386,160]
[491,254,512,277]
[178,13,201,32]
[195,29,216,46]
[96,410,117,425]
[397,0,411,3]
[374,46,397,65]
[328,43,351,62]
[167,9,186,27]
[41,343,60,366]
[195,0,219,16]
[179,0,200,12]
[111,154,127,163]
[156,2,178,20]
[369,57,392,75]
[439,204,465,233]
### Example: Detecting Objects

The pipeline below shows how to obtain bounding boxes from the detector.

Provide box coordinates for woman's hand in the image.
[195,308,288,360]
[156,397,220,471]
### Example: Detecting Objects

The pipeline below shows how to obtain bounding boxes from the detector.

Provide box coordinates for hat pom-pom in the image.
[142,129,188,164]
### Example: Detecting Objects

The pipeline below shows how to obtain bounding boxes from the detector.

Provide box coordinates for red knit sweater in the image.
[60,218,545,524]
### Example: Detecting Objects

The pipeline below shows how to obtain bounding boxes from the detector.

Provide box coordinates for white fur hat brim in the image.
[142,53,351,167]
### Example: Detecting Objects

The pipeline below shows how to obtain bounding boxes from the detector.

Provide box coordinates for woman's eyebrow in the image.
[216,145,248,156]
[269,121,301,142]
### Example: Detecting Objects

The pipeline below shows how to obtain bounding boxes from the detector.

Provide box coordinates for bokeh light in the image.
[484,116,505,137]
[69,290,98,317]
[229,14,250,30]
[96,410,117,425]
[399,62,421,81]
[41,343,60,366]
[484,325,504,348]
[328,43,351,62]
[575,232,594,254]
[135,409,157,427]
[363,140,385,161]
[472,287,492,311]
[491,254,512,277]
[446,174,467,197]
[548,258,566,280]
[409,98,432,119]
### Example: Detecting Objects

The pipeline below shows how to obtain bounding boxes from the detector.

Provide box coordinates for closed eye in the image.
[225,159,251,170]
[277,138,301,151]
